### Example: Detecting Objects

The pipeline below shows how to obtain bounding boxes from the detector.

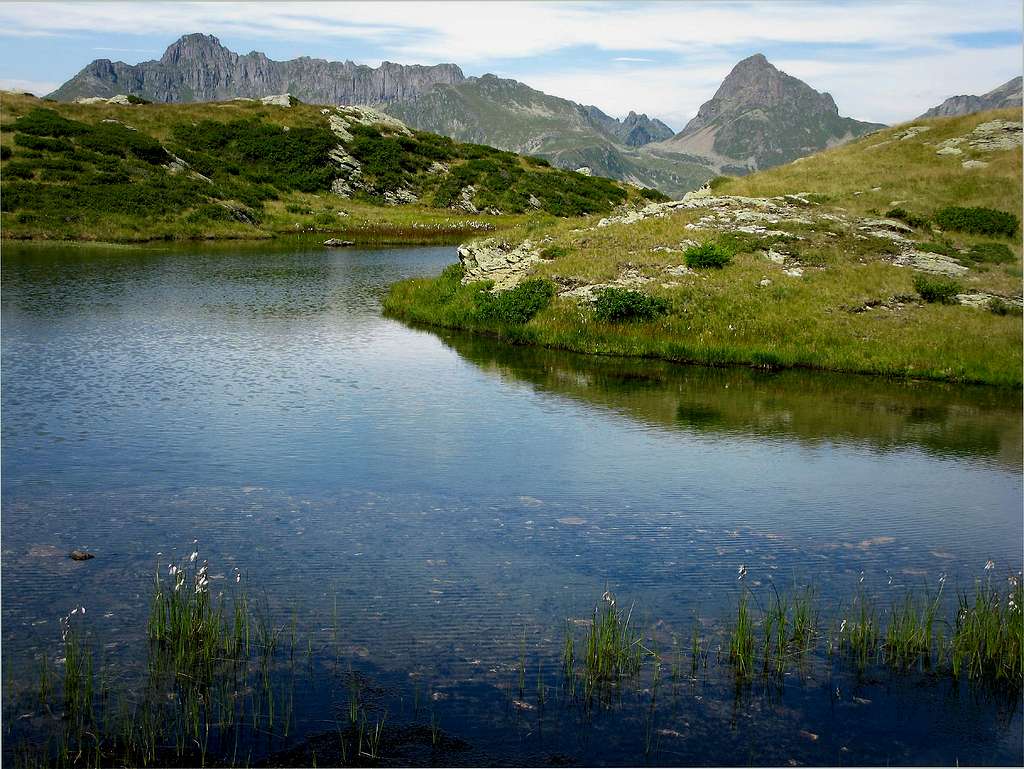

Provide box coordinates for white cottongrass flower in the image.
[839,619,847,633]
[939,574,947,586]
[189,551,198,564]
[985,559,995,571]
[859,572,865,584]
[737,565,747,581]
[235,572,241,584]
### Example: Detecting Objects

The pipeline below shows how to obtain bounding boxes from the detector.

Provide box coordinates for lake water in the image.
[2,240,1021,766]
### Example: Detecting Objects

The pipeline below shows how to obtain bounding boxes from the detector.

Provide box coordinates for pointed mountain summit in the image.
[657,53,884,172]
[918,76,1022,119]
[48,33,465,104]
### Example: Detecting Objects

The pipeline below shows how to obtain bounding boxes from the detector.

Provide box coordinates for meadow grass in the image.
[384,108,1022,386]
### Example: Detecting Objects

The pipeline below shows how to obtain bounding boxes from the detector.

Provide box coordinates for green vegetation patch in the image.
[684,242,733,269]
[12,107,89,137]
[913,273,962,304]
[171,118,337,192]
[886,207,929,228]
[592,288,670,323]
[475,278,556,324]
[965,242,1016,264]
[934,206,1019,238]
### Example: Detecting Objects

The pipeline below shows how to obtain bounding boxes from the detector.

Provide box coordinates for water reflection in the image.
[437,329,1023,468]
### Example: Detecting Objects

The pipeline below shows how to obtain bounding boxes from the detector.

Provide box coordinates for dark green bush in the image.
[987,297,1022,316]
[593,287,670,322]
[523,155,551,167]
[184,203,235,224]
[934,206,1018,238]
[475,278,556,324]
[638,187,669,202]
[12,108,89,137]
[685,242,733,268]
[125,94,151,105]
[3,161,35,179]
[0,145,11,160]
[886,207,929,228]
[913,273,962,304]
[14,133,73,153]
[79,123,168,164]
[708,175,731,191]
[965,242,1016,264]
[171,118,336,191]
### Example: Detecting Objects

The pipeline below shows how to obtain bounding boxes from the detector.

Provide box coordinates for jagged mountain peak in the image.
[657,53,882,173]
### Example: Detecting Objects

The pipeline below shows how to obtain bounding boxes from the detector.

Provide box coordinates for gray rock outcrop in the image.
[918,77,1023,119]
[49,33,465,104]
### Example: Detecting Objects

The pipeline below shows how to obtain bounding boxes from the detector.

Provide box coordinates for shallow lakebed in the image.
[2,241,1021,766]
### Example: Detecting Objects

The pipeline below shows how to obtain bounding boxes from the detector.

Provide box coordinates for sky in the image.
[0,1,1020,130]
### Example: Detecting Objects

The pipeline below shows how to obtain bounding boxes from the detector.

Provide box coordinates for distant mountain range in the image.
[918,76,1022,119]
[49,34,887,195]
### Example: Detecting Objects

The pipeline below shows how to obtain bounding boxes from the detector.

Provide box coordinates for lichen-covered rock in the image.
[260,93,295,107]
[458,239,541,290]
[383,188,419,206]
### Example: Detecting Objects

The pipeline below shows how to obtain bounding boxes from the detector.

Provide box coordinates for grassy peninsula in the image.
[384,109,1023,386]
[0,92,661,244]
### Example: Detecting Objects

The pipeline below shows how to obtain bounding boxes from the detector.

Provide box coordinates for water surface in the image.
[2,240,1021,765]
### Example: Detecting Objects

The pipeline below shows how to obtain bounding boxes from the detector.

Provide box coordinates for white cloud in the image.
[0,77,60,95]
[0,1,1018,125]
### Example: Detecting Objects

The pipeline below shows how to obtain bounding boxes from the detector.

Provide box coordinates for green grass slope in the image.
[0,92,660,243]
[384,109,1023,386]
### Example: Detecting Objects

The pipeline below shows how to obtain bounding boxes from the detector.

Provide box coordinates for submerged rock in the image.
[69,550,95,561]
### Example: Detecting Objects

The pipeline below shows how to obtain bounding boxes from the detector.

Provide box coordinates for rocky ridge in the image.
[49,33,465,105]
[918,77,1023,119]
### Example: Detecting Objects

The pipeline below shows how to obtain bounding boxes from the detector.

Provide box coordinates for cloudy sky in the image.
[0,1,1020,129]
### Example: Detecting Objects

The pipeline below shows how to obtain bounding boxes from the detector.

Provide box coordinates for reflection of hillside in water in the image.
[439,330,1022,468]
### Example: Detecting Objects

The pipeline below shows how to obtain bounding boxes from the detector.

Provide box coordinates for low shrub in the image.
[886,207,929,228]
[539,245,568,260]
[523,155,550,167]
[987,297,1023,316]
[934,206,1018,238]
[638,187,669,202]
[685,242,733,268]
[12,108,89,137]
[184,203,235,224]
[914,241,957,257]
[708,175,731,191]
[475,278,556,324]
[3,160,35,179]
[913,273,962,304]
[965,242,1016,264]
[14,133,74,153]
[593,287,670,322]
[313,211,337,226]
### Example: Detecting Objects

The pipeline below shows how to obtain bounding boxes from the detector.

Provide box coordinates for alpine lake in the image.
[2,240,1021,767]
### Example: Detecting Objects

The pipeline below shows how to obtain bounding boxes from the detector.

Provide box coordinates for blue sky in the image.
[0,1,1020,128]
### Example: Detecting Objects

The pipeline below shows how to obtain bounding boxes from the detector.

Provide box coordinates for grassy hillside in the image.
[0,92,659,243]
[384,109,1023,386]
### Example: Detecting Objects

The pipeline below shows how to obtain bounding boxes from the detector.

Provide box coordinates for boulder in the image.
[260,93,295,107]
[69,550,95,561]
[458,238,541,290]
[324,239,355,247]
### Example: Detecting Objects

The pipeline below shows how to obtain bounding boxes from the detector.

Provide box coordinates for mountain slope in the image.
[386,74,714,195]
[655,54,884,173]
[1,92,660,242]
[918,76,1023,119]
[48,33,465,105]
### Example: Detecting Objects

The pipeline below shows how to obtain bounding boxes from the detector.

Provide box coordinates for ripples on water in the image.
[2,240,1021,765]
